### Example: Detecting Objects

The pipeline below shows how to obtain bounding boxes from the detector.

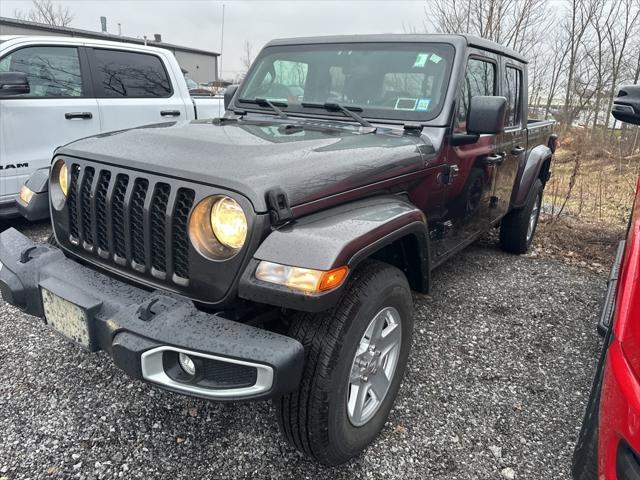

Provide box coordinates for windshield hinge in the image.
[403,122,424,134]
[266,188,293,226]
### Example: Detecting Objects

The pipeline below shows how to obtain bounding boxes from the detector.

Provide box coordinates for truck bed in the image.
[527,119,555,149]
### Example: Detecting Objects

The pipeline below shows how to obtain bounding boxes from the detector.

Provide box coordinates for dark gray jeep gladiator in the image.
[0,34,556,465]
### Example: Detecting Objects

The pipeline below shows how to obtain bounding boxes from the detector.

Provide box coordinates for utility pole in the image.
[219,3,225,84]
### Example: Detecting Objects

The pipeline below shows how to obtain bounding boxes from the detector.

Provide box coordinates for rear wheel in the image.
[274,260,413,465]
[500,179,543,254]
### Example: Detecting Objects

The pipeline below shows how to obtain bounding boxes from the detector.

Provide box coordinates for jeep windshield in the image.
[237,42,455,123]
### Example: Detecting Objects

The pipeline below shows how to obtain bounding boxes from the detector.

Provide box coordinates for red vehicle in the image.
[573,85,640,480]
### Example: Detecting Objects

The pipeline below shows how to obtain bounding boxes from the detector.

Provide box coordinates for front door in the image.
[437,54,499,256]
[0,44,100,204]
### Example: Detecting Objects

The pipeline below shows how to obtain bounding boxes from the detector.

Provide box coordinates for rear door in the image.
[0,43,99,203]
[492,59,527,221]
[88,47,189,132]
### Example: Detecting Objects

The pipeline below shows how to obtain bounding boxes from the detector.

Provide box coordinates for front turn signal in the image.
[255,261,349,293]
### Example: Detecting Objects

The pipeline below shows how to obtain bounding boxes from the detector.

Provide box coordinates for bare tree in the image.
[240,41,253,73]
[14,0,74,27]
[560,0,599,130]
[427,0,550,57]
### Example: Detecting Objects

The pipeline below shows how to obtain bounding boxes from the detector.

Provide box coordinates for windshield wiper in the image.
[238,97,288,119]
[301,102,373,128]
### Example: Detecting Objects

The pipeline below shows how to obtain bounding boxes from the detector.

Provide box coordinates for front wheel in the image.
[500,178,544,254]
[274,260,414,465]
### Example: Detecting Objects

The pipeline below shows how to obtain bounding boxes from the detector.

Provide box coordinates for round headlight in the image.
[210,196,247,250]
[59,161,69,196]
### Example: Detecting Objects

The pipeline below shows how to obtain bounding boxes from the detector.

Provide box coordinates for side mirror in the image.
[612,85,640,125]
[467,96,507,135]
[224,85,239,110]
[0,72,30,97]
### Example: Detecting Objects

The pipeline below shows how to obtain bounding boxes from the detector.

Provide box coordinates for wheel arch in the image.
[238,196,431,312]
[512,145,553,209]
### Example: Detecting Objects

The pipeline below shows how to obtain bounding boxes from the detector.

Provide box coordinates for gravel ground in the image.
[0,220,605,480]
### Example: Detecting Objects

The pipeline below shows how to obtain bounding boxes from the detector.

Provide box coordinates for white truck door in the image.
[89,48,189,132]
[0,45,100,214]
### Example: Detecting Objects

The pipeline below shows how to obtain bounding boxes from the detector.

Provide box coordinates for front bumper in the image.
[0,228,304,401]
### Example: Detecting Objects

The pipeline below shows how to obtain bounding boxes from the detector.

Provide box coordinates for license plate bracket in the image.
[39,279,103,352]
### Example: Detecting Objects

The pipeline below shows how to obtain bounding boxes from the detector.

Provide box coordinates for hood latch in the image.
[266,188,293,226]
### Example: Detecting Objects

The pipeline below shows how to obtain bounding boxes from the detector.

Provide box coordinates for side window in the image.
[456,58,496,131]
[93,49,172,98]
[504,66,522,127]
[0,46,83,98]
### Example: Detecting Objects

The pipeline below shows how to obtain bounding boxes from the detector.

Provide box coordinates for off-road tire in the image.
[274,260,414,465]
[571,330,610,480]
[500,178,543,254]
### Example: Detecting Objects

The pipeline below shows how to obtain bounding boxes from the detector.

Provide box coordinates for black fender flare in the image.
[512,145,552,209]
[238,196,430,312]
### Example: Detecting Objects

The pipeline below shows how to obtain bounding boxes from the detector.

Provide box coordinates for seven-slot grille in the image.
[65,162,195,284]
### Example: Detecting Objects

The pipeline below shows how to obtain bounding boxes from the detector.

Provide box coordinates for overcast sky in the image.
[1,0,434,79]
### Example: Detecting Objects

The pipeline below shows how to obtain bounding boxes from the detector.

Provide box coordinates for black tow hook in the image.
[137,297,176,321]
[19,245,50,264]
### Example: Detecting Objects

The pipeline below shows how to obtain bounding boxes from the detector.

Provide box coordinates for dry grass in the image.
[531,214,626,274]
[545,131,639,226]
[531,128,637,270]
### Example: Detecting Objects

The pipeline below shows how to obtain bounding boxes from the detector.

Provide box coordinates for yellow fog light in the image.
[255,261,348,293]
[19,184,34,204]
[210,196,247,250]
[59,161,69,196]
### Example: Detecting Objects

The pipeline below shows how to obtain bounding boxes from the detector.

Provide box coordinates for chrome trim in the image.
[140,346,274,399]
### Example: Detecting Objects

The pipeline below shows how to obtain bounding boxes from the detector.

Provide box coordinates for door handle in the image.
[484,153,504,165]
[65,112,93,120]
[511,146,526,155]
[160,110,181,117]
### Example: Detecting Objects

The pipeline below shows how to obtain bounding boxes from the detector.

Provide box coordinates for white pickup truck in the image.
[0,35,224,220]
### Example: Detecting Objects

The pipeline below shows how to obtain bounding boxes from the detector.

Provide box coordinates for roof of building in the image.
[0,16,219,57]
[266,33,527,63]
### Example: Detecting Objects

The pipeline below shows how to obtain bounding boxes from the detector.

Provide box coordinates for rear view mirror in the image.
[612,85,640,125]
[224,85,239,110]
[467,96,507,135]
[0,72,30,97]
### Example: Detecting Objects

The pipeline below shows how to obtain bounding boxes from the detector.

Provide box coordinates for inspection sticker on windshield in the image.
[430,53,443,64]
[413,53,430,68]
[416,98,432,111]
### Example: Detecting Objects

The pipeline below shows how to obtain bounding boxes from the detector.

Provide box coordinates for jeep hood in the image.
[58,119,433,213]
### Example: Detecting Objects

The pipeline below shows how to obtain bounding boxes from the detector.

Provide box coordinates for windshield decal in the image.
[416,98,432,111]
[395,98,418,111]
[413,53,429,68]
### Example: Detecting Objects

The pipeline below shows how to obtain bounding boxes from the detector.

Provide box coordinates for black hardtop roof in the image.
[265,33,527,64]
